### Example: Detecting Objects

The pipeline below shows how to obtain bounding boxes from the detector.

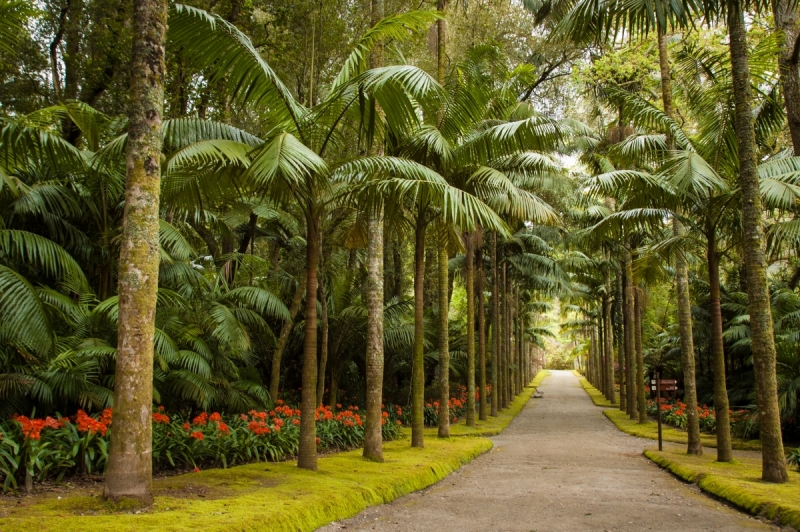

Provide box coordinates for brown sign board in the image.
[651,385,678,391]
[651,379,677,385]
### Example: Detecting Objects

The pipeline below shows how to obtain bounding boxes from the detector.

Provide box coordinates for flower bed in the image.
[645,399,758,439]
[0,402,401,493]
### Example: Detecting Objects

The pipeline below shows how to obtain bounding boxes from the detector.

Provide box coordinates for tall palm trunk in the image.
[317,253,329,406]
[363,0,385,462]
[616,272,626,412]
[412,213,427,447]
[298,212,320,471]
[504,267,512,406]
[103,0,167,502]
[465,231,476,426]
[728,1,788,482]
[603,266,615,404]
[624,245,637,420]
[269,277,306,401]
[634,287,647,423]
[437,227,450,437]
[363,204,385,460]
[477,229,487,420]
[708,227,733,461]
[773,0,800,153]
[658,30,702,455]
[491,232,499,416]
[600,308,608,396]
[501,262,509,408]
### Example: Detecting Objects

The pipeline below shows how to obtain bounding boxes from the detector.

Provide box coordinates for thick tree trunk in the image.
[437,226,450,437]
[635,287,647,423]
[728,4,788,483]
[298,213,320,471]
[412,214,427,447]
[708,228,733,461]
[774,0,800,154]
[363,0,385,462]
[477,229,487,420]
[491,233,500,417]
[269,277,305,402]
[465,231,476,426]
[103,0,167,503]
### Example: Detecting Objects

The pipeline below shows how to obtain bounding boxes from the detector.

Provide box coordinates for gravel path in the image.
[318,370,778,532]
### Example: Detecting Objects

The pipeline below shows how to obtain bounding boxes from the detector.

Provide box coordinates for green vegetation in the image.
[645,449,800,529]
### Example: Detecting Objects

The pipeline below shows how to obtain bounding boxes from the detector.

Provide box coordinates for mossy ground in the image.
[575,372,761,452]
[574,371,619,407]
[0,371,546,531]
[645,448,800,529]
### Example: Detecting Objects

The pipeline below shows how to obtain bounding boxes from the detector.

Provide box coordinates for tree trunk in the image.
[477,229,487,421]
[363,0,385,462]
[491,232,499,417]
[774,0,800,154]
[465,230,476,426]
[269,277,306,402]
[708,228,733,461]
[617,271,627,413]
[412,214,427,447]
[624,245,637,420]
[603,266,616,405]
[437,226,450,437]
[635,287,647,423]
[503,264,511,407]
[298,213,320,471]
[363,204,385,461]
[728,3,788,483]
[103,0,167,503]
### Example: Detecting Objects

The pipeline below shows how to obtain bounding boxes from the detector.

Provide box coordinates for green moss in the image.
[644,448,800,529]
[576,373,761,452]
[0,371,547,531]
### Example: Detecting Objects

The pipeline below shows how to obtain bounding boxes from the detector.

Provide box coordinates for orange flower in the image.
[190,431,204,440]
[152,412,171,424]
[292,418,301,425]
[192,412,208,426]
[209,412,222,422]
[217,422,230,435]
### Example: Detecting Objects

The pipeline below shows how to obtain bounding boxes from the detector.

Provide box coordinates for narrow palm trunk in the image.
[728,3,788,483]
[600,310,608,396]
[624,246,637,420]
[298,213,320,471]
[603,267,616,404]
[269,278,305,402]
[363,205,385,461]
[774,0,800,153]
[708,228,733,461]
[412,214,426,447]
[316,256,329,406]
[477,230,487,420]
[618,272,627,413]
[465,231,476,426]
[501,263,509,408]
[491,233,499,417]
[103,0,167,503]
[437,227,450,437]
[635,287,647,423]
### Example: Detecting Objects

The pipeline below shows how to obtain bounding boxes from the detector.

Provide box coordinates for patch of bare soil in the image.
[318,370,780,532]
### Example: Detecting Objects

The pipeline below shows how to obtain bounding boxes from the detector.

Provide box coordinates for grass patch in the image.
[573,371,619,407]
[644,448,800,529]
[0,371,546,531]
[575,373,761,452]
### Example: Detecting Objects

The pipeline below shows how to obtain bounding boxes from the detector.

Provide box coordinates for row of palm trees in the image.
[534,0,799,483]
[1,0,569,501]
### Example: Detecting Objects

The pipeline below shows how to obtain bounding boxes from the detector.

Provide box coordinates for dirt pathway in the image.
[318,370,778,532]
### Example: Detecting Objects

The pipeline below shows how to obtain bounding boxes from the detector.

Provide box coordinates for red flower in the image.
[75,410,108,436]
[217,422,230,435]
[192,412,208,426]
[193,466,201,473]
[190,431,204,440]
[292,418,301,426]
[152,412,171,424]
[209,412,222,422]
[248,421,271,436]
[182,422,191,431]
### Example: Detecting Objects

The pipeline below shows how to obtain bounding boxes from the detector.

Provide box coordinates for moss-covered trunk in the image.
[316,250,329,406]
[477,229,487,421]
[298,212,319,471]
[603,266,615,404]
[624,245,637,420]
[634,287,647,423]
[103,0,167,503]
[437,226,450,438]
[465,231,476,426]
[774,0,800,154]
[728,1,788,483]
[412,213,426,447]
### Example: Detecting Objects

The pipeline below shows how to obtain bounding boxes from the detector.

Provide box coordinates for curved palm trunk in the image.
[437,227,450,437]
[298,212,319,471]
[708,228,733,461]
[269,277,306,402]
[728,3,788,483]
[477,231,487,420]
[491,232,500,417]
[412,214,426,447]
[103,0,167,503]
[363,205,384,461]
[635,287,647,423]
[465,231,476,426]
